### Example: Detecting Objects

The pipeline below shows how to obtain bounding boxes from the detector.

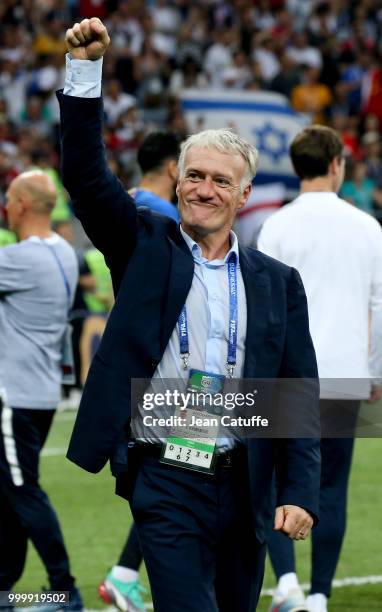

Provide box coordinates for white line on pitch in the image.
[84,575,382,610]
[261,574,382,597]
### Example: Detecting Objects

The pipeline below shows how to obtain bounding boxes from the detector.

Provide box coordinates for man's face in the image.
[177,146,251,237]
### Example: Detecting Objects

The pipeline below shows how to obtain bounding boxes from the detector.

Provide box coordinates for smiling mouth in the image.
[188,200,218,208]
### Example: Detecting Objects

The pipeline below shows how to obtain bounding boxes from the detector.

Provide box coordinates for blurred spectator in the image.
[112,106,145,172]
[253,0,276,31]
[204,29,233,88]
[291,65,333,123]
[33,10,68,58]
[308,1,338,43]
[330,112,361,158]
[103,78,136,127]
[19,96,53,138]
[340,159,382,214]
[176,16,206,67]
[362,111,381,135]
[83,248,113,315]
[0,24,29,64]
[286,31,323,70]
[169,56,208,94]
[336,49,364,115]
[0,58,28,124]
[0,227,16,246]
[150,0,180,58]
[269,54,301,98]
[361,51,382,126]
[361,131,382,187]
[286,0,315,31]
[252,32,280,83]
[78,0,108,20]
[221,50,252,89]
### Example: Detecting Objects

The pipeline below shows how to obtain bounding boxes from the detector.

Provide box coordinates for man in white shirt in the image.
[258,125,382,612]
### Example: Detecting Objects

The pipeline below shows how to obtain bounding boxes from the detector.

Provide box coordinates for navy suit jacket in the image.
[58,91,320,543]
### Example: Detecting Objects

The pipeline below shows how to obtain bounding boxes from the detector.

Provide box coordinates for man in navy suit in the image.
[59,18,320,612]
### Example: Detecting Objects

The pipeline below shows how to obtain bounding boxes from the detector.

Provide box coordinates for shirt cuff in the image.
[63,53,103,98]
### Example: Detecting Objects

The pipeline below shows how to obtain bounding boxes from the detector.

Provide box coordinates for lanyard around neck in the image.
[177,252,238,378]
[41,240,71,308]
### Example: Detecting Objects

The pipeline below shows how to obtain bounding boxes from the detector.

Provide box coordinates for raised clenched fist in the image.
[65,18,110,61]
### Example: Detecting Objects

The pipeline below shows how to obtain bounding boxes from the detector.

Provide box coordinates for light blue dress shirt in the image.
[134,228,247,450]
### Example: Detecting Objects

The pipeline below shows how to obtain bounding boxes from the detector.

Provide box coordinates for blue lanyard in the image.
[42,241,72,308]
[177,252,238,378]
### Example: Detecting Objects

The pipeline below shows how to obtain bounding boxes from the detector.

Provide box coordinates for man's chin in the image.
[182,221,216,238]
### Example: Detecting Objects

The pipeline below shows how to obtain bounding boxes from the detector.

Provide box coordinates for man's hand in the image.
[66,18,110,61]
[274,504,313,540]
[367,384,382,404]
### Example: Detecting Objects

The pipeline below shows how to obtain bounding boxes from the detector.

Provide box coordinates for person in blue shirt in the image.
[129,131,181,223]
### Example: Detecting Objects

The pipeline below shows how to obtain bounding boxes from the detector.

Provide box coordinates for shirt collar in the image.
[180,225,239,267]
[27,233,59,245]
[295,192,339,203]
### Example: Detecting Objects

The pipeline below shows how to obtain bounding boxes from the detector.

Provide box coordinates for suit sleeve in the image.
[275,267,321,523]
[57,90,138,267]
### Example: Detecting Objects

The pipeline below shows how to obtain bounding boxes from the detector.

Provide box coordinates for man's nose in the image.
[196,176,215,198]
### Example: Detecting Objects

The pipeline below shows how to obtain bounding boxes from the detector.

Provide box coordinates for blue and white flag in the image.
[180,89,308,197]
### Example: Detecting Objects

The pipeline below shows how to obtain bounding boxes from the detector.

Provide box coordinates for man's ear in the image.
[329,156,340,176]
[167,159,178,183]
[18,195,29,217]
[237,183,252,210]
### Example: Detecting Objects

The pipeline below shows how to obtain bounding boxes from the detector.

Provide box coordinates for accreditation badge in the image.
[160,369,225,474]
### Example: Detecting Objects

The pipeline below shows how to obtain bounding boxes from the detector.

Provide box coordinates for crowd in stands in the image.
[2,0,382,228]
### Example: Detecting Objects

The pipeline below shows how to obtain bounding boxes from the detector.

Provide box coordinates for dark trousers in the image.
[118,523,142,571]
[268,399,359,598]
[0,399,74,591]
[124,446,266,612]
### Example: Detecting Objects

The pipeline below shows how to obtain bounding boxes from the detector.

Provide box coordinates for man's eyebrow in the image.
[185,167,234,179]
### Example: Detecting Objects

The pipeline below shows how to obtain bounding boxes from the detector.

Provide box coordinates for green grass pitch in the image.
[15,409,382,610]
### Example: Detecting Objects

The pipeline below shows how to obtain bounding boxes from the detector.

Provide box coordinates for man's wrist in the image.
[64,53,103,98]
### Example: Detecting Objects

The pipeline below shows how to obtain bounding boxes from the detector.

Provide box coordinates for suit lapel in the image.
[160,229,194,352]
[239,248,271,377]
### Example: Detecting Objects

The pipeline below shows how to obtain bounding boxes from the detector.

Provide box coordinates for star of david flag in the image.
[180,89,308,197]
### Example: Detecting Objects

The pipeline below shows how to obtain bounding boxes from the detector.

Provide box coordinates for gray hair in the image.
[178,128,259,191]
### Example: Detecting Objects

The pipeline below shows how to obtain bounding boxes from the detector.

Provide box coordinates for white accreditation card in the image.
[160,369,225,474]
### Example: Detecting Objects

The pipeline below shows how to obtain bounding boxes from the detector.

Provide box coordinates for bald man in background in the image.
[0,172,83,611]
